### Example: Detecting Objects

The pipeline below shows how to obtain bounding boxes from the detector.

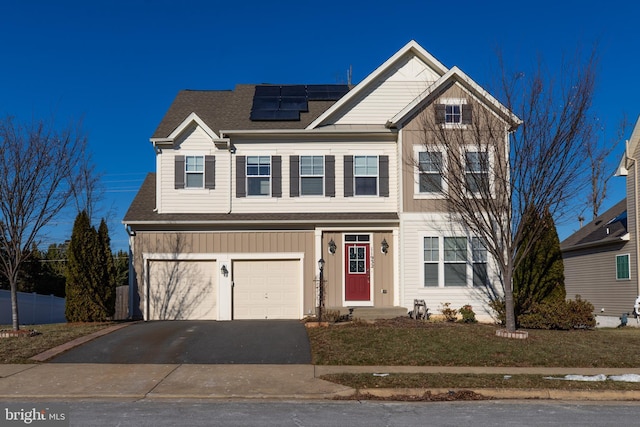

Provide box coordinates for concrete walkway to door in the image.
[48,320,312,364]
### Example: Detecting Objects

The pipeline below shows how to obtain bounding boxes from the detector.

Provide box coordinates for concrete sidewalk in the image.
[2,363,640,401]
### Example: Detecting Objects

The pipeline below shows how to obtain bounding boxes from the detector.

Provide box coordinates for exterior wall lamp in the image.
[221,264,229,277]
[328,239,337,255]
[381,238,389,254]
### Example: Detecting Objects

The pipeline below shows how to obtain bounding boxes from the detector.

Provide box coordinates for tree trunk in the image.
[504,272,517,332]
[10,280,20,331]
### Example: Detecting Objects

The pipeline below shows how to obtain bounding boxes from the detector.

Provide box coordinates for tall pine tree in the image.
[65,211,116,321]
[513,206,566,319]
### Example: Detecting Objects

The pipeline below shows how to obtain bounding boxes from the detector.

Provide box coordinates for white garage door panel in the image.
[233,260,300,319]
[148,260,217,320]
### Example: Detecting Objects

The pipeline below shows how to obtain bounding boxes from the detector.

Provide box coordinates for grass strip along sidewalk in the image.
[307,318,640,391]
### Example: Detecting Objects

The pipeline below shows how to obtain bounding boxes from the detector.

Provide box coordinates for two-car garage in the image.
[146,257,302,321]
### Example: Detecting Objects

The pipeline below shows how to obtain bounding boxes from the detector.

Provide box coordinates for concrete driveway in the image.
[49,320,312,364]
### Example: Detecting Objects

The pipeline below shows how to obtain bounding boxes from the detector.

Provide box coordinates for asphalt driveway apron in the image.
[49,320,312,364]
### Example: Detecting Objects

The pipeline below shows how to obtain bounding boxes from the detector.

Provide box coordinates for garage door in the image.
[148,260,217,320]
[233,260,300,319]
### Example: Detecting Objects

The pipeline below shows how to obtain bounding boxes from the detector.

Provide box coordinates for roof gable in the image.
[387,66,521,130]
[617,115,640,176]
[307,40,449,129]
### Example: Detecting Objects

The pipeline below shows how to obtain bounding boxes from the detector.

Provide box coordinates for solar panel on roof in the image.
[250,110,300,121]
[250,84,348,121]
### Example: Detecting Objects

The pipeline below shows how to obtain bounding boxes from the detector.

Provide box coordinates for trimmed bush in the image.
[518,295,596,330]
[459,304,477,323]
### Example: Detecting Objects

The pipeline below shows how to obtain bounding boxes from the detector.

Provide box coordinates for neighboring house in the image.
[561,116,640,327]
[123,40,519,322]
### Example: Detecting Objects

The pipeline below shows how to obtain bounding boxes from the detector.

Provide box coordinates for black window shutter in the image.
[290,156,299,197]
[434,104,446,124]
[462,103,473,124]
[379,155,389,197]
[325,155,335,197]
[236,156,246,198]
[204,155,215,189]
[344,155,354,197]
[175,156,185,189]
[272,156,282,197]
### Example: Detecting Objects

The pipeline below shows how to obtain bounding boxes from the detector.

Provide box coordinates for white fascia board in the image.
[220,127,395,138]
[169,112,219,140]
[386,67,522,130]
[306,40,449,130]
[123,218,399,227]
[616,115,640,176]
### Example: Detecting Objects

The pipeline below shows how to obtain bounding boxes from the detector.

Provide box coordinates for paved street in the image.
[6,400,640,426]
[49,320,311,364]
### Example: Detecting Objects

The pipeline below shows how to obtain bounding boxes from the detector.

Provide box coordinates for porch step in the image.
[328,306,408,321]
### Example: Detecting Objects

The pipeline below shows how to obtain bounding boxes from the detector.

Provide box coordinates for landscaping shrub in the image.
[459,305,477,323]
[488,298,506,325]
[518,295,595,330]
[440,302,458,322]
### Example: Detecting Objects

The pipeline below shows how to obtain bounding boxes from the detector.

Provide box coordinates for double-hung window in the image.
[616,254,630,280]
[185,156,204,188]
[247,156,271,196]
[444,237,467,286]
[465,151,489,193]
[472,237,488,287]
[354,155,378,196]
[300,155,324,196]
[418,151,443,193]
[423,237,439,287]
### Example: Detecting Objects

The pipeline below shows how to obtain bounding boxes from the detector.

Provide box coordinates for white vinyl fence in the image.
[0,290,66,325]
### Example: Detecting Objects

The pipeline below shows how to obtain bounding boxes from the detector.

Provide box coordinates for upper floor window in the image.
[435,100,472,126]
[418,151,443,193]
[175,155,215,190]
[465,151,489,193]
[185,156,204,188]
[247,156,271,196]
[617,254,630,280]
[354,155,378,196]
[300,155,324,196]
[445,104,462,124]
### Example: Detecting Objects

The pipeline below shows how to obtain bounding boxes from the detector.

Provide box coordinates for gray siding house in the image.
[561,116,640,327]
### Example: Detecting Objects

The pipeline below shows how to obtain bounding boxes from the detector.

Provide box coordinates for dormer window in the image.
[185,156,204,188]
[435,99,472,126]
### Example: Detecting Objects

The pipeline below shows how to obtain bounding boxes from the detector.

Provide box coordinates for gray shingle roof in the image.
[560,198,628,251]
[123,173,399,225]
[152,85,340,139]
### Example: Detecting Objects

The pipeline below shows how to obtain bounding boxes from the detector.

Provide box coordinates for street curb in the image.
[349,387,640,401]
[29,322,135,362]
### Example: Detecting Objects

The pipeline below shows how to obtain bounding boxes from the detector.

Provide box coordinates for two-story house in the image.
[123,40,520,322]
[561,116,640,326]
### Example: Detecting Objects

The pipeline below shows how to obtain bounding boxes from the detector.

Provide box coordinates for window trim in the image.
[437,98,471,129]
[616,253,631,281]
[414,146,447,199]
[353,155,379,196]
[246,155,272,197]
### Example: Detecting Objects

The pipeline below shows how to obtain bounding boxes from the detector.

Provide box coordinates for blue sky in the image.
[1,0,638,251]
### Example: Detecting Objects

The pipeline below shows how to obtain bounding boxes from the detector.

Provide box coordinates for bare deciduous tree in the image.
[415,50,597,332]
[584,117,626,220]
[0,116,90,330]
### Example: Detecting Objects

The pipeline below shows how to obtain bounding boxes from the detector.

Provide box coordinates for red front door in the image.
[345,243,370,301]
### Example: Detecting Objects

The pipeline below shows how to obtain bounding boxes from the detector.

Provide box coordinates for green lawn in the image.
[308,319,640,391]
[307,319,640,367]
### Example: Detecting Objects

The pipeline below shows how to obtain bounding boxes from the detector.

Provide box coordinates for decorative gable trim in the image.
[386,67,521,131]
[307,40,449,130]
[151,112,219,146]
